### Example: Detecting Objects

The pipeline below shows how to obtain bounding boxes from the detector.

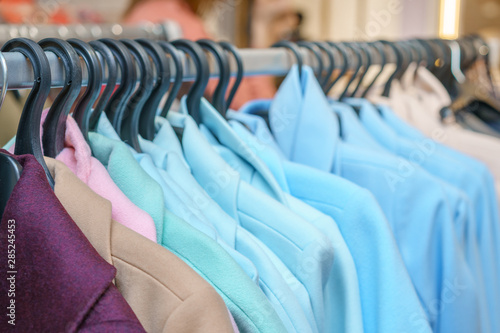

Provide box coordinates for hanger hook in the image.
[158,41,184,118]
[136,38,171,141]
[197,39,231,116]
[88,40,118,132]
[272,40,303,79]
[351,42,373,98]
[362,41,387,98]
[312,41,335,93]
[38,38,83,158]
[219,41,243,113]
[325,42,349,94]
[339,42,363,100]
[297,41,324,82]
[1,38,54,188]
[416,39,435,70]
[171,39,210,125]
[120,39,155,152]
[99,38,137,136]
[68,38,103,144]
[380,40,403,97]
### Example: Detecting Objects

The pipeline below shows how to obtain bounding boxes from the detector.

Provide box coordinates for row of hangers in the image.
[0,35,489,217]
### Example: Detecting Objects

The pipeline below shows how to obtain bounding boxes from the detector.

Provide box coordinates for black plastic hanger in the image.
[408,40,427,80]
[219,41,243,113]
[393,42,412,81]
[409,39,426,67]
[171,39,210,125]
[417,39,437,71]
[272,40,303,79]
[362,41,387,98]
[431,39,452,86]
[99,38,137,136]
[297,41,324,83]
[0,50,22,218]
[88,40,118,132]
[428,39,446,77]
[120,39,154,152]
[197,39,231,115]
[312,41,335,93]
[38,38,82,158]
[339,42,364,100]
[325,42,349,95]
[158,41,184,118]
[381,40,403,97]
[463,37,482,70]
[135,39,171,140]
[68,39,103,143]
[350,42,373,98]
[1,38,54,188]
[463,38,477,69]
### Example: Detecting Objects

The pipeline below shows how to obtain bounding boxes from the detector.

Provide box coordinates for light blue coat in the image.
[193,98,364,333]
[342,98,500,332]
[88,131,287,333]
[166,98,339,333]
[140,116,316,333]
[231,104,432,333]
[234,65,482,333]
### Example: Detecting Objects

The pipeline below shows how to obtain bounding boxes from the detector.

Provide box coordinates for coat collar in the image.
[46,157,113,265]
[268,65,340,173]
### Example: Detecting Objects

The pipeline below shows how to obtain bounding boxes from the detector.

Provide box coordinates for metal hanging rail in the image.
[0,46,364,90]
[0,34,485,90]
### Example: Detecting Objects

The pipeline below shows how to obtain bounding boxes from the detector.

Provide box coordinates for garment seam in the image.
[111,255,184,302]
[163,247,263,333]
[238,210,305,251]
[259,279,295,333]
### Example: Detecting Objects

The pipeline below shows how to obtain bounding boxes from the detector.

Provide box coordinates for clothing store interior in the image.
[2,0,500,332]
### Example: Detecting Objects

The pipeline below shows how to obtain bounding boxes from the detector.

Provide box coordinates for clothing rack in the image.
[1,45,390,90]
[0,34,486,90]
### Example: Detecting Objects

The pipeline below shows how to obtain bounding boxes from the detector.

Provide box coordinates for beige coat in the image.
[45,157,235,333]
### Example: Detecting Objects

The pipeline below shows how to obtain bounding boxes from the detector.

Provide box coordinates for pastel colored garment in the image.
[371,71,500,291]
[141,116,312,333]
[96,113,304,333]
[372,67,500,203]
[238,65,482,333]
[231,105,431,333]
[46,157,236,333]
[344,98,500,331]
[95,113,260,283]
[190,98,362,333]
[332,99,492,332]
[88,132,287,333]
[3,110,158,243]
[0,151,145,332]
[375,98,499,217]
[167,98,336,333]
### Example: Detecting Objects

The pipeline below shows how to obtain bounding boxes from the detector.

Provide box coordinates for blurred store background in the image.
[1,0,498,44]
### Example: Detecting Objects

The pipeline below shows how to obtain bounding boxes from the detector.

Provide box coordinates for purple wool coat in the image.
[0,150,146,332]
